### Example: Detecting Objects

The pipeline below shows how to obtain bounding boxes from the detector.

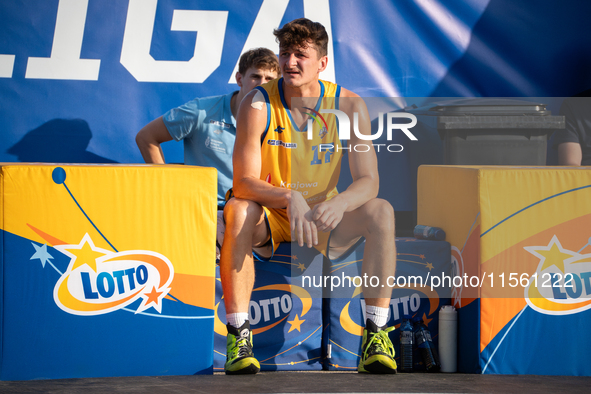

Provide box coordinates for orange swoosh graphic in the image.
[214,302,227,336]
[252,316,289,335]
[527,282,591,313]
[339,301,364,336]
[27,223,67,246]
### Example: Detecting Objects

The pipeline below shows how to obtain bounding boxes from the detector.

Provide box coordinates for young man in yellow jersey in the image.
[220,18,397,374]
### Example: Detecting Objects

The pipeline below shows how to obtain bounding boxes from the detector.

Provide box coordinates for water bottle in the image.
[438,305,457,373]
[399,316,413,372]
[413,318,441,372]
[413,225,446,241]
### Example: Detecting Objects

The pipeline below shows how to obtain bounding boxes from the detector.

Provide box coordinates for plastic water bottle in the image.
[413,318,441,372]
[399,316,413,372]
[438,305,457,373]
[414,225,446,241]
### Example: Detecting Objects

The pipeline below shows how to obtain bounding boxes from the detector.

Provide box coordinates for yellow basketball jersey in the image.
[256,78,343,206]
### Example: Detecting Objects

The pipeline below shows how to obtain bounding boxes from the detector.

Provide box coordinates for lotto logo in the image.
[52,233,173,316]
[25,167,176,316]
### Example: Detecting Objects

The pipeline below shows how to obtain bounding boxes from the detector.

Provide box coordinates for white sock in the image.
[226,312,249,328]
[365,305,389,328]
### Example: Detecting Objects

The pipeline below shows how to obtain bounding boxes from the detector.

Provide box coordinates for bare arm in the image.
[558,142,582,166]
[135,116,173,163]
[313,90,379,232]
[335,90,379,209]
[233,91,292,208]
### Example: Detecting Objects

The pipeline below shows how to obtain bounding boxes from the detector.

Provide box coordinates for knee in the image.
[366,198,395,233]
[223,198,264,227]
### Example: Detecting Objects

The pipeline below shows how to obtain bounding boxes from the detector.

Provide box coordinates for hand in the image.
[312,199,345,232]
[287,191,317,248]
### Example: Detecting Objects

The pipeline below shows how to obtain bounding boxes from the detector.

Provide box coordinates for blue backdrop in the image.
[1,0,591,205]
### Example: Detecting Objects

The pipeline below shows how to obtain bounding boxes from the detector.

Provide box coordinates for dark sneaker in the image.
[224,321,260,375]
[358,319,397,374]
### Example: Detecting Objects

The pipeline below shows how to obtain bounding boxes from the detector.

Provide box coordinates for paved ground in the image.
[2,371,591,394]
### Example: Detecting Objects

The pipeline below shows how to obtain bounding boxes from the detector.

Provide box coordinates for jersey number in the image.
[311,145,334,165]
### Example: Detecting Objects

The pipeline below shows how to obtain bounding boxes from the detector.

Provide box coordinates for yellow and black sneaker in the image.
[224,321,260,375]
[358,319,397,374]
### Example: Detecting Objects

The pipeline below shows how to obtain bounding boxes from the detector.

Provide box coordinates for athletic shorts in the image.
[255,206,332,261]
[226,189,361,262]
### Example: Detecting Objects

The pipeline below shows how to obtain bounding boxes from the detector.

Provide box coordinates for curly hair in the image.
[273,18,328,58]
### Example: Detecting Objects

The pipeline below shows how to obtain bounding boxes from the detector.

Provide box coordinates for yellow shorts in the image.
[257,206,332,260]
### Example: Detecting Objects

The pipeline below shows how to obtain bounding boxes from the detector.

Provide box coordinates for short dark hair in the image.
[273,18,328,58]
[238,47,280,76]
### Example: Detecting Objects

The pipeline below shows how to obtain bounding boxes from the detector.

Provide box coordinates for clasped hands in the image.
[287,191,344,248]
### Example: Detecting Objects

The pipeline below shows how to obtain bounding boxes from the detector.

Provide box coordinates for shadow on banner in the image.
[7,119,118,163]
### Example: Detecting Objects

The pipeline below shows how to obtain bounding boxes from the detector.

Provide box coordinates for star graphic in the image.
[136,286,170,314]
[30,243,53,268]
[297,262,306,272]
[144,286,164,306]
[422,312,433,327]
[426,262,434,270]
[524,235,578,273]
[420,254,425,260]
[54,234,111,272]
[287,314,305,333]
